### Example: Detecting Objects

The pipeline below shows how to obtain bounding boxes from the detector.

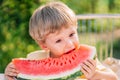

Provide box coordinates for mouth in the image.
[65,48,75,54]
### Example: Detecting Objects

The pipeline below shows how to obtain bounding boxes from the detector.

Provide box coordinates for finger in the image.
[81,63,91,74]
[10,68,19,73]
[8,63,16,69]
[5,72,16,77]
[5,69,18,77]
[5,75,15,80]
[83,59,95,70]
[87,59,96,71]
[81,64,95,79]
[87,59,96,67]
[81,66,88,76]
[6,68,19,74]
[5,64,19,74]
[10,72,18,76]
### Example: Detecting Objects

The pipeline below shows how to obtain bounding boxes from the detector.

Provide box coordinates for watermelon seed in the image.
[74,54,77,57]
[60,63,63,66]
[49,63,51,66]
[28,60,31,62]
[44,62,47,65]
[65,57,68,60]
[53,60,55,64]
[72,56,75,60]
[56,62,58,65]
[69,60,71,64]
[64,61,66,64]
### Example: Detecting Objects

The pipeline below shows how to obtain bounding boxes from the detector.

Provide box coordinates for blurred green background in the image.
[0,0,120,73]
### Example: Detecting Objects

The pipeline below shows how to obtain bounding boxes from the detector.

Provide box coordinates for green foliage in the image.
[61,0,120,14]
[111,38,120,59]
[95,38,120,61]
[0,0,120,73]
[0,0,42,73]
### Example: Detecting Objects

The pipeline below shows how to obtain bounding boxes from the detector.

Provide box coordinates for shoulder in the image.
[27,50,50,60]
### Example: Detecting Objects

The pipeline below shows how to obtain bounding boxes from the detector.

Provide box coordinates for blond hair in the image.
[29,1,77,42]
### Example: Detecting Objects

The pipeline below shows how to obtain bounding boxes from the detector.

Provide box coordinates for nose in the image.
[65,39,74,49]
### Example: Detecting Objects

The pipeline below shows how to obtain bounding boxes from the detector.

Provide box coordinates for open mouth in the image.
[65,48,75,54]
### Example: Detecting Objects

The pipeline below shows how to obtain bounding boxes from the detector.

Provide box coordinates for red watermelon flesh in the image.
[12,44,96,79]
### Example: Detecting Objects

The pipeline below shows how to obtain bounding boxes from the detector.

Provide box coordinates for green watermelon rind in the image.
[16,45,96,80]
[17,71,83,80]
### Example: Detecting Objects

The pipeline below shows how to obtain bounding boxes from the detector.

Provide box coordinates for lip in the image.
[64,48,75,54]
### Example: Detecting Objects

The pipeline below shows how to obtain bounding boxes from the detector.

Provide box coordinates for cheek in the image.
[50,44,63,53]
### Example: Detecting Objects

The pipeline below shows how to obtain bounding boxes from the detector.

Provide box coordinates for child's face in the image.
[42,26,79,58]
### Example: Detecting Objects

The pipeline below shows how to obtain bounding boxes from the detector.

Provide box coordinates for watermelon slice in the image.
[12,44,96,80]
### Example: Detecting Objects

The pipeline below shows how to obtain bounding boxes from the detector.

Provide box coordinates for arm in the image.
[4,62,19,80]
[81,59,118,80]
[92,59,118,80]
[92,69,118,80]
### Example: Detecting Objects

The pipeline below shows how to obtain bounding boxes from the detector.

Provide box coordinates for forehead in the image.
[46,26,77,39]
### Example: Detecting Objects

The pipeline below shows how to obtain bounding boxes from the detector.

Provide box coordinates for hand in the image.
[81,59,96,79]
[4,62,19,80]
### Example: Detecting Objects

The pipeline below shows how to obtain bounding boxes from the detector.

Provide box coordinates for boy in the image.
[5,1,118,80]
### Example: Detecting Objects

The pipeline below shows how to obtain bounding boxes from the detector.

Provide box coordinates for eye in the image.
[55,39,61,43]
[69,33,75,37]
